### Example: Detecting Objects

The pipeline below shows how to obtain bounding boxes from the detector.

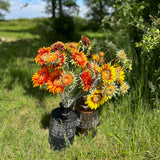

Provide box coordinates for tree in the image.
[0,0,10,19]
[43,0,78,19]
[84,0,115,30]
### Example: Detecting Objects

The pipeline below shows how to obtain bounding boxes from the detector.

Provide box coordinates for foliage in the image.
[111,0,160,107]
[0,0,10,19]
[83,0,115,31]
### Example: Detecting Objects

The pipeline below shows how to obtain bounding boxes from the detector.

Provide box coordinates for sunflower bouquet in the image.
[32,36,132,110]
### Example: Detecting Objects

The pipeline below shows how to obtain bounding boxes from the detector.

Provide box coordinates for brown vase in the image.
[75,97,98,137]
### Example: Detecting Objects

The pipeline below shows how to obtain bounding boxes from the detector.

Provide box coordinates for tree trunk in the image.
[51,0,56,19]
[58,0,63,16]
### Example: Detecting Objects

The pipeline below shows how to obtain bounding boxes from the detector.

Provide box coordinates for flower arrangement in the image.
[32,36,132,109]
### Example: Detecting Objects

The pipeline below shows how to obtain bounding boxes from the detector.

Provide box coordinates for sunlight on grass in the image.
[0,18,160,159]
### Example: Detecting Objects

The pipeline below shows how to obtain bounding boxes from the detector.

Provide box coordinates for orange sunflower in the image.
[81,71,93,91]
[100,63,117,84]
[32,67,49,87]
[47,78,65,94]
[73,50,87,68]
[35,47,51,65]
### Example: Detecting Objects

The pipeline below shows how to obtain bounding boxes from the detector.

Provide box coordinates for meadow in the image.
[0,18,160,160]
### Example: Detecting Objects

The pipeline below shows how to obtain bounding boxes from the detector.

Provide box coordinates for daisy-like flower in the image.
[32,67,49,87]
[103,83,118,97]
[93,63,99,75]
[35,47,51,65]
[120,82,129,94]
[100,63,117,84]
[73,50,87,68]
[81,35,90,48]
[116,50,127,61]
[61,72,74,86]
[85,90,108,110]
[47,78,65,94]
[81,70,93,91]
[51,41,65,52]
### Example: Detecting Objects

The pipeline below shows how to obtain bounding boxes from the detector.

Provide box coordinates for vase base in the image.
[76,127,97,138]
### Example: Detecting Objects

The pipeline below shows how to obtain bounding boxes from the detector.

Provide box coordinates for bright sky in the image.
[3,0,87,20]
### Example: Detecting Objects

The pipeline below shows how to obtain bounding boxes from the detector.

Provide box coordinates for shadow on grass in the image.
[0,38,51,106]
[40,112,51,129]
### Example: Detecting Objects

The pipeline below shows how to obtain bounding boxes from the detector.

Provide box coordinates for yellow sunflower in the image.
[85,90,108,110]
[100,63,117,84]
[120,82,129,94]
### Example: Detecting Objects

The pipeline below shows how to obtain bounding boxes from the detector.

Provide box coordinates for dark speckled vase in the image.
[49,102,78,150]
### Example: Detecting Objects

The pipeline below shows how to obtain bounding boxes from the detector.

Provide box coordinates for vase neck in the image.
[60,102,70,116]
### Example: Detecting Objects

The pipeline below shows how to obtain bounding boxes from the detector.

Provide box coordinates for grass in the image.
[0,18,160,160]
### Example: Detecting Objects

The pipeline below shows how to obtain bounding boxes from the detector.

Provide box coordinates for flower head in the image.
[120,82,129,94]
[116,50,127,61]
[73,50,87,68]
[81,35,90,48]
[51,41,65,52]
[81,70,93,91]
[85,90,108,110]
[61,72,74,86]
[35,47,51,65]
[47,78,65,94]
[103,83,118,97]
[100,63,117,84]
[32,67,49,87]
[114,64,125,84]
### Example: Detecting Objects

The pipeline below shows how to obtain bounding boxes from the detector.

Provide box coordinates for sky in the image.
[3,0,87,20]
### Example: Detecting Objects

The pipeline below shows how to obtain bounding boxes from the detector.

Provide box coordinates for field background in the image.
[0,18,160,160]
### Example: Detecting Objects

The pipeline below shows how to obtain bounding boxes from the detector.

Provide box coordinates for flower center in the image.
[102,69,111,80]
[105,85,115,95]
[91,93,102,103]
[62,73,73,86]
[121,84,128,93]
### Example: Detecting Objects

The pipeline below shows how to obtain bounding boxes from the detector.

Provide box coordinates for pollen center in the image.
[92,93,102,103]
[102,70,111,80]
[105,85,115,95]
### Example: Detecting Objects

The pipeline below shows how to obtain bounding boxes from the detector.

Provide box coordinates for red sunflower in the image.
[35,47,51,65]
[32,67,49,87]
[46,69,64,94]
[73,50,87,68]
[81,71,93,91]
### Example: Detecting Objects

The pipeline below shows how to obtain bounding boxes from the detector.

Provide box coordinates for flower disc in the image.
[61,73,73,86]
[120,82,129,94]
[85,90,108,110]
[100,63,117,84]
